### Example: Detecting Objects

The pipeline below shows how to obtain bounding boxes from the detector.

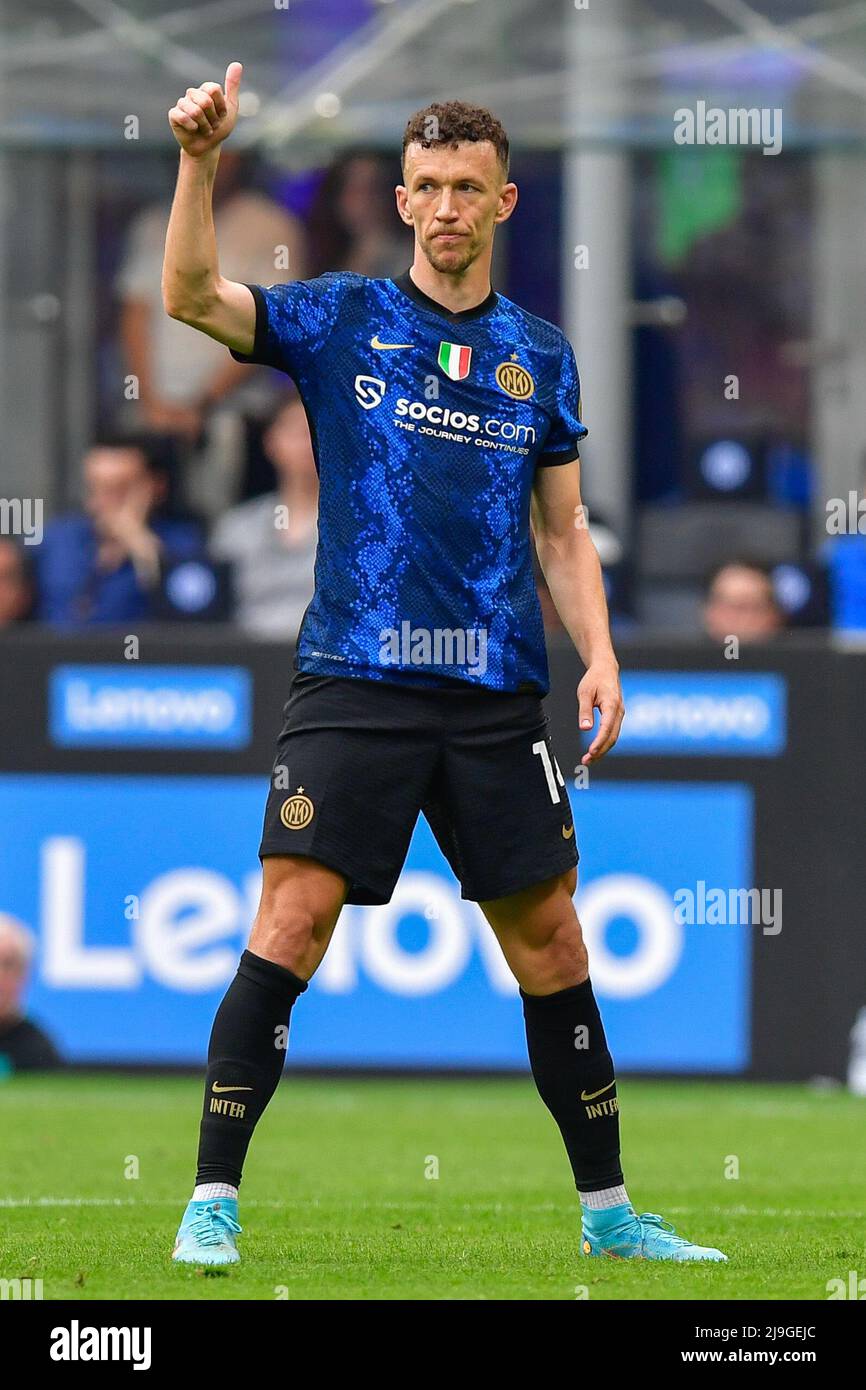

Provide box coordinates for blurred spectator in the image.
[211,395,318,640]
[117,151,307,443]
[0,915,62,1073]
[36,434,205,626]
[117,152,307,521]
[0,538,34,628]
[307,148,410,278]
[703,559,785,644]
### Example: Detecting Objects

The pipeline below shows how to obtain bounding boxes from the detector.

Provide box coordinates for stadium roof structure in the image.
[2,0,866,154]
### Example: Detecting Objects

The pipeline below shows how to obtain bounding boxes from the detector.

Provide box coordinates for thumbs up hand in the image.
[168,62,244,158]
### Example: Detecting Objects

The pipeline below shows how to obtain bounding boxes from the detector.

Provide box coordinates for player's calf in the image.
[170,856,347,1263]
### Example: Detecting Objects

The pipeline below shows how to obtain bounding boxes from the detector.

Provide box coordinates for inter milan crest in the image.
[280,789,315,830]
[495,355,535,400]
[438,341,472,381]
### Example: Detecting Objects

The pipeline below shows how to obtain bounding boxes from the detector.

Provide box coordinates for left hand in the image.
[577,661,625,765]
[94,482,162,580]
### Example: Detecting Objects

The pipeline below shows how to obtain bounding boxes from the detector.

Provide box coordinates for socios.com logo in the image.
[354,374,387,410]
[49,666,251,749]
[612,673,786,756]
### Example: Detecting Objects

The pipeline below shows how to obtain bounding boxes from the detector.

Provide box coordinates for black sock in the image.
[195,949,308,1189]
[521,977,624,1194]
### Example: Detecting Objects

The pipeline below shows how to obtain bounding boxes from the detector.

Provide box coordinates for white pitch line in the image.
[2,1197,862,1218]
[0,1196,501,1210]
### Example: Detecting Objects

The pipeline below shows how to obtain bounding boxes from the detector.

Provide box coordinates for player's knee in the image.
[529,879,584,944]
[552,913,588,969]
[542,870,580,940]
[251,859,341,961]
[252,888,317,959]
[538,880,587,979]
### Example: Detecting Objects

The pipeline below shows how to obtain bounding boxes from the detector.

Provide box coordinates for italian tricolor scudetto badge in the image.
[438,341,472,381]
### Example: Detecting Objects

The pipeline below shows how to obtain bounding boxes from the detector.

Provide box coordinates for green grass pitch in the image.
[1,1074,863,1300]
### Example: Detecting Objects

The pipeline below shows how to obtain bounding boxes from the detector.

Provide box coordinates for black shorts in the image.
[259,672,578,905]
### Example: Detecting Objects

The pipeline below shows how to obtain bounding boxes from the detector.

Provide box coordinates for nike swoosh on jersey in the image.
[370,335,415,350]
[562,824,575,839]
[211,1083,254,1094]
[580,1081,616,1102]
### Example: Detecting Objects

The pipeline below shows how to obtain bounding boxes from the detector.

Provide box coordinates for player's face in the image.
[399,141,516,274]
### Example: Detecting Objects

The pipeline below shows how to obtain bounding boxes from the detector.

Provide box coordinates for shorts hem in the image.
[459,850,579,904]
[258,841,395,906]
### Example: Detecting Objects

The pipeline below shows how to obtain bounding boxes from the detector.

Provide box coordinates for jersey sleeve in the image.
[230,274,343,377]
[537,336,589,467]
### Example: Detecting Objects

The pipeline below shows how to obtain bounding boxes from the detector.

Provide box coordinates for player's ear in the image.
[495,182,518,224]
[395,185,414,225]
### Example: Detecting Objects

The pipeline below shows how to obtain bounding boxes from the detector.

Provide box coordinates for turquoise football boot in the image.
[581,1202,727,1262]
[172,1198,242,1266]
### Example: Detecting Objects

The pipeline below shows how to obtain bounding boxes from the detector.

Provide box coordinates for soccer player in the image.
[164,64,726,1267]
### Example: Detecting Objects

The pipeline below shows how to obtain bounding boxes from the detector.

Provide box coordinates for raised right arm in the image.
[161,62,256,355]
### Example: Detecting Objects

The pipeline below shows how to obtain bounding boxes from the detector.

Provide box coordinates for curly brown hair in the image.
[401,101,510,176]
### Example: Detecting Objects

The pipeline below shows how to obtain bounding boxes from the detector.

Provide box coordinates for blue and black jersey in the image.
[231,269,587,694]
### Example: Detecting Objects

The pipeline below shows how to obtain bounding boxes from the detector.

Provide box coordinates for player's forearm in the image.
[537,530,618,671]
[162,149,223,322]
